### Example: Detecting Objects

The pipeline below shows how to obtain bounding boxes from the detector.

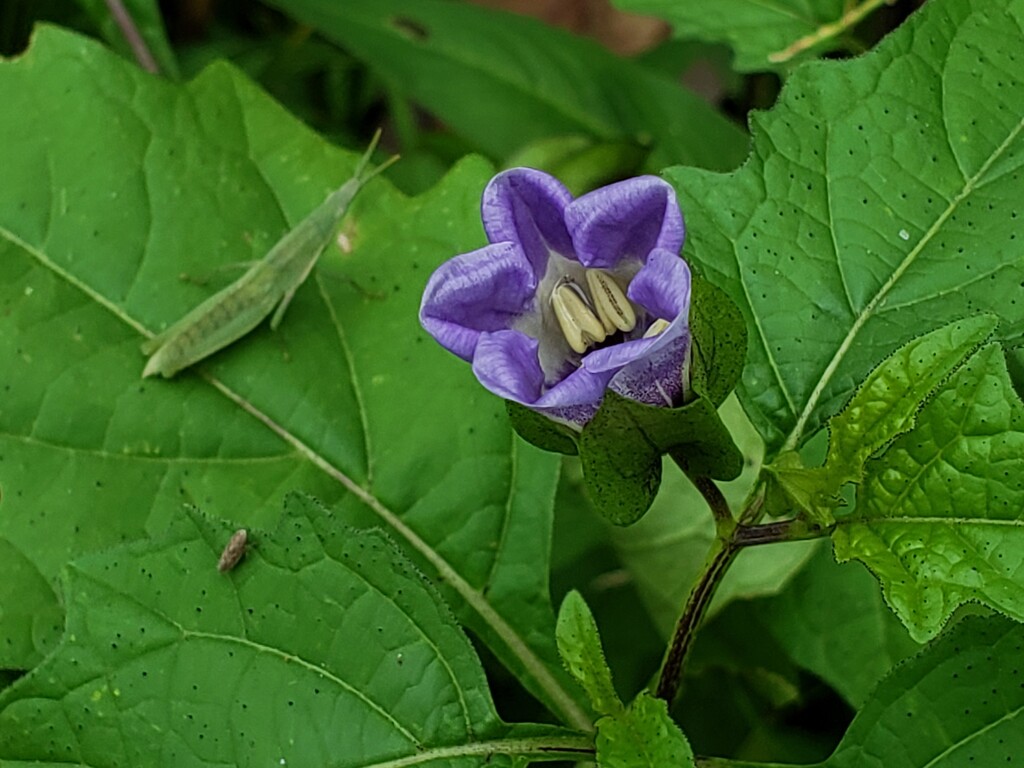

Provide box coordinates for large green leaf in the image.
[824,616,1024,768]
[0,498,592,765]
[834,341,1024,641]
[753,547,920,707]
[697,616,1024,768]
[665,0,1024,457]
[0,26,589,728]
[267,0,749,171]
[611,0,855,72]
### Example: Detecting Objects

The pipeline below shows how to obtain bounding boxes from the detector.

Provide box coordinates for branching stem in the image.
[655,479,831,704]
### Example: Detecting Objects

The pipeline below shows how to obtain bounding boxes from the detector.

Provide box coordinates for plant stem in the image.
[104,0,160,73]
[655,532,739,703]
[734,517,832,547]
[691,474,733,532]
[655,477,834,703]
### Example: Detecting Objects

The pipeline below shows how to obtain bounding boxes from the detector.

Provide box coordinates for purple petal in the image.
[420,242,536,361]
[566,177,685,269]
[627,248,692,321]
[534,364,615,409]
[482,168,574,275]
[472,330,546,403]
[610,333,690,407]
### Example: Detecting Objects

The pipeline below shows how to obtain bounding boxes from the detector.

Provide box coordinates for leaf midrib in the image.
[781,114,1024,453]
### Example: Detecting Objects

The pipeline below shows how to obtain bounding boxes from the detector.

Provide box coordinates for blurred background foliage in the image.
[0,0,925,761]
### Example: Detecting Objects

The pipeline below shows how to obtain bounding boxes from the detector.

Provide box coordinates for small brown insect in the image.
[217,529,248,572]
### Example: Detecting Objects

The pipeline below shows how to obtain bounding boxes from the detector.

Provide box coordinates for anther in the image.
[586,269,636,334]
[643,318,671,338]
[551,281,607,354]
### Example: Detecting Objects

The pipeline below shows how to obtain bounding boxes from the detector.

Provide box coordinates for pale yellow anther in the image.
[643,318,671,338]
[586,269,636,334]
[551,281,607,354]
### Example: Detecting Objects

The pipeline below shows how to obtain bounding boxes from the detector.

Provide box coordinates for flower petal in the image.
[609,332,690,407]
[566,177,685,269]
[472,330,546,403]
[419,242,536,361]
[482,168,574,275]
[627,248,692,321]
[534,364,615,410]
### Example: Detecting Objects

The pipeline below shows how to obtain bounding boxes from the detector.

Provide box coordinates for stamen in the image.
[551,281,607,354]
[586,269,636,333]
[643,318,671,338]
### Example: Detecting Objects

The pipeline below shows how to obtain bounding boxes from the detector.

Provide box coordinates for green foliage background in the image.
[0,0,1022,765]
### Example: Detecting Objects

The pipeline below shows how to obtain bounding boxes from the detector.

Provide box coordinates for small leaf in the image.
[825,314,999,488]
[688,273,748,408]
[556,590,621,717]
[834,342,1024,641]
[507,401,579,456]
[579,392,743,525]
[595,692,696,768]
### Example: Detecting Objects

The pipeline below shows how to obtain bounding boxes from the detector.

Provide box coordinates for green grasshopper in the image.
[141,132,397,378]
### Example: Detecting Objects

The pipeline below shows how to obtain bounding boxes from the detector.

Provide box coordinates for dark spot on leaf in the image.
[392,16,429,41]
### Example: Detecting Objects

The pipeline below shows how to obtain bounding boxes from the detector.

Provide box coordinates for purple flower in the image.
[419,168,692,428]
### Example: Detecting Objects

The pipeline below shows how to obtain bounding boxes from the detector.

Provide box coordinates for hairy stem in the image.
[655,532,739,703]
[734,517,832,547]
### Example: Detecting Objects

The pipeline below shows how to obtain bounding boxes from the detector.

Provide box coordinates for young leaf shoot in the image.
[141,131,397,378]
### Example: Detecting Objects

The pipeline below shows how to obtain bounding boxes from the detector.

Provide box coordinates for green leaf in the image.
[765,315,1000,526]
[0,497,593,765]
[688,273,749,407]
[507,401,579,457]
[610,0,855,73]
[692,616,1024,768]
[579,392,743,525]
[0,539,62,668]
[596,693,696,768]
[834,341,1024,641]
[267,0,749,171]
[73,0,179,76]
[753,547,920,707]
[503,135,648,197]
[825,314,999,489]
[762,449,837,526]
[0,26,588,728]
[556,590,621,717]
[824,615,1024,768]
[609,399,817,637]
[665,0,1024,458]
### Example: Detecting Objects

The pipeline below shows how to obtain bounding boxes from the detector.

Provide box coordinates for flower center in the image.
[549,269,637,354]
